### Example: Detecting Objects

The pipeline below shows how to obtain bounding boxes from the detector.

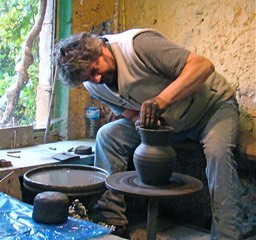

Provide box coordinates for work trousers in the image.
[94,97,243,240]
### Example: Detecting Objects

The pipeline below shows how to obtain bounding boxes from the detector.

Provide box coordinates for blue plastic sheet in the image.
[0,192,111,239]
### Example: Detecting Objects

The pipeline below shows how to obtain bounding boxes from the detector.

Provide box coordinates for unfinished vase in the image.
[133,126,176,186]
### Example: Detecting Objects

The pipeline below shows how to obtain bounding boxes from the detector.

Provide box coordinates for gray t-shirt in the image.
[133,31,190,81]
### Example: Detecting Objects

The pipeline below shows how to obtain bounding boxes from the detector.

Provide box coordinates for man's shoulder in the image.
[104,28,159,41]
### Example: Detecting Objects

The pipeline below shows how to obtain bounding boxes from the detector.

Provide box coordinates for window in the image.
[0,0,55,130]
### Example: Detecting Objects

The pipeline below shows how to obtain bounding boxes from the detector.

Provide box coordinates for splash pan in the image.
[23,164,109,208]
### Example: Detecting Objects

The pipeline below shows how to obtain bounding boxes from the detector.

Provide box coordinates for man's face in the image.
[84,45,117,86]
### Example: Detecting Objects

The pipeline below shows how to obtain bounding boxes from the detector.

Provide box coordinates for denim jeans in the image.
[94,97,243,239]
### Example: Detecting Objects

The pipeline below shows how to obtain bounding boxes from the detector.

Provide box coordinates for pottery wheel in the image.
[105,171,203,198]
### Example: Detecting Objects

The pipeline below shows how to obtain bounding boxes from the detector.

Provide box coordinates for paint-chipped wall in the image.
[68,0,255,139]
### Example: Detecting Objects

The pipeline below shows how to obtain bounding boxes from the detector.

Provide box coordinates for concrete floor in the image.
[128,212,211,240]
[130,224,210,240]
[98,218,211,240]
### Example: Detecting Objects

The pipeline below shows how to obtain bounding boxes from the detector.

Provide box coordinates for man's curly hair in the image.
[53,32,103,87]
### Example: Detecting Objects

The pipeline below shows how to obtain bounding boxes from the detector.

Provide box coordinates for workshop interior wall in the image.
[67,0,116,139]
[68,0,255,139]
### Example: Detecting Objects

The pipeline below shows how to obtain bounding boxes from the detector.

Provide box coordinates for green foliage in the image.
[0,0,39,126]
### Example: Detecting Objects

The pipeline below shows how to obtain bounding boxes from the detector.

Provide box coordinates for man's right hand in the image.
[140,96,168,129]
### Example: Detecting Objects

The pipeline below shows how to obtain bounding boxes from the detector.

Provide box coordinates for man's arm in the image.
[134,31,213,112]
[155,52,215,110]
[134,32,215,127]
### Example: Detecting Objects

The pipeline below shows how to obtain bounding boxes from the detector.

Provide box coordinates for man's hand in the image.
[121,109,140,122]
[140,96,168,129]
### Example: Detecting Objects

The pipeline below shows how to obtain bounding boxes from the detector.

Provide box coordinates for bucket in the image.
[23,164,109,210]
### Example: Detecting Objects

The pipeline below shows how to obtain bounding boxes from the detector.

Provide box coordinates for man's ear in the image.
[102,45,109,54]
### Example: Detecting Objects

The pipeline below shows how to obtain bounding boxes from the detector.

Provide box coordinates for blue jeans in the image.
[94,97,243,240]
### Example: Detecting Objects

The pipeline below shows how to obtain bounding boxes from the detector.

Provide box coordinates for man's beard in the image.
[100,69,117,86]
[100,55,118,89]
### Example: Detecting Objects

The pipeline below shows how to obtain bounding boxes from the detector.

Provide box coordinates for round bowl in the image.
[23,164,109,209]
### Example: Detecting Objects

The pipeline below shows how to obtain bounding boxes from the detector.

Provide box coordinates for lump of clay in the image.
[74,145,92,155]
[32,191,69,224]
[0,159,12,167]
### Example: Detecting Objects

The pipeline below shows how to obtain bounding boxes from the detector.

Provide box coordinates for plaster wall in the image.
[69,0,255,138]
[67,0,116,139]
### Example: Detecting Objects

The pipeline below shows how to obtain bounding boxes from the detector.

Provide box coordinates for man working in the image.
[54,28,243,239]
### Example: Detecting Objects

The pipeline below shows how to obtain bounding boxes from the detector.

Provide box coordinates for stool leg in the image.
[147,197,159,240]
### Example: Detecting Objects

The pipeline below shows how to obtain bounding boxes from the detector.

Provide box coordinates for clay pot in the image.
[133,126,176,186]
